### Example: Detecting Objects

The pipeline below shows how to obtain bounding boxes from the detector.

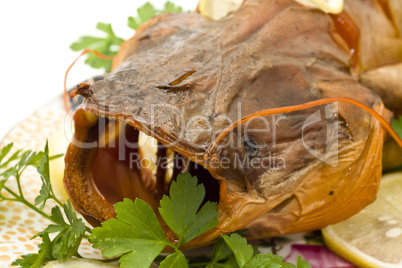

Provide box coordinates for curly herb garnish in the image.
[0,142,311,267]
[70,1,184,72]
[0,142,90,267]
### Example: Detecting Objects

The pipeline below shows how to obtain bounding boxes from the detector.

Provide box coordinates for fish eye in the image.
[243,138,259,157]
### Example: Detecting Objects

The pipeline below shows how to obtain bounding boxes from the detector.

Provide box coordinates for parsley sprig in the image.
[70,1,184,72]
[1,142,311,267]
[0,142,90,267]
[127,1,183,30]
[90,173,311,268]
[70,23,124,72]
[89,173,219,268]
[0,142,62,221]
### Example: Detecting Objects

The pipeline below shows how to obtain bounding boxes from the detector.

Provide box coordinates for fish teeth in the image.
[138,131,159,183]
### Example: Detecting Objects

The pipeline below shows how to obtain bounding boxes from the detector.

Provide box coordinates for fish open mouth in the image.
[64,108,222,234]
[91,117,221,209]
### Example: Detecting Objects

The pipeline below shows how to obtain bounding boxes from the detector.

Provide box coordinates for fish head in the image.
[64,0,389,249]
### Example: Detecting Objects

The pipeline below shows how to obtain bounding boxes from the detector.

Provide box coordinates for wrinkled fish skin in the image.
[65,0,399,249]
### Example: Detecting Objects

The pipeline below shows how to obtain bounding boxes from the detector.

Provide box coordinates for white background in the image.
[0,0,198,140]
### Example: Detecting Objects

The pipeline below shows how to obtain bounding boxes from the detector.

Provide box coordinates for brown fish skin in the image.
[65,0,393,250]
[342,0,402,116]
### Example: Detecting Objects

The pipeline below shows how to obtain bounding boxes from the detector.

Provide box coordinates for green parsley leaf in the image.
[34,182,50,210]
[33,234,54,268]
[51,229,81,260]
[159,251,188,268]
[0,142,55,179]
[12,254,39,268]
[70,22,124,72]
[33,203,86,260]
[0,143,13,164]
[35,141,51,209]
[2,150,23,168]
[0,142,62,205]
[162,1,184,13]
[0,167,15,180]
[13,233,53,268]
[71,1,185,73]
[296,255,312,268]
[50,201,87,259]
[210,237,234,263]
[50,205,67,226]
[127,17,140,31]
[222,233,254,267]
[90,198,172,268]
[392,116,402,139]
[243,253,293,268]
[127,1,184,30]
[16,150,45,172]
[0,143,23,171]
[128,3,158,30]
[33,141,62,210]
[205,237,239,268]
[0,179,6,193]
[206,257,239,268]
[159,172,219,247]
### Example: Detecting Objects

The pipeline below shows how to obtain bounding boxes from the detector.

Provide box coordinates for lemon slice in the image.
[295,0,344,14]
[199,0,244,20]
[44,258,118,267]
[48,133,71,203]
[322,172,402,267]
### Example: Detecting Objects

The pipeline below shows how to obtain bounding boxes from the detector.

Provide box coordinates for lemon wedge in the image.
[322,172,402,267]
[48,133,71,203]
[199,0,244,20]
[44,258,118,267]
[295,0,344,14]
